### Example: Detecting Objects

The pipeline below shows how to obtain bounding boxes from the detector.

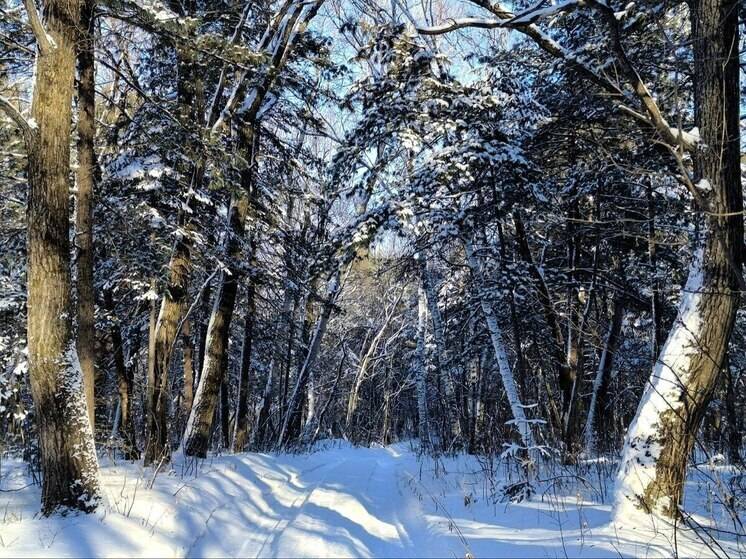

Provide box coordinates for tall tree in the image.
[76,0,97,430]
[0,0,100,514]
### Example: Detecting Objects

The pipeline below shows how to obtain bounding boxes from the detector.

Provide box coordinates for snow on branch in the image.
[419,0,700,154]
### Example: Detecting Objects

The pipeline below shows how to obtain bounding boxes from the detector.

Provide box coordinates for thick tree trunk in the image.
[75,0,97,431]
[615,0,741,518]
[26,0,100,514]
[232,284,255,452]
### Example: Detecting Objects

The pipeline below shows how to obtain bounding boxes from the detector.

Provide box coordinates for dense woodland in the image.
[0,0,744,529]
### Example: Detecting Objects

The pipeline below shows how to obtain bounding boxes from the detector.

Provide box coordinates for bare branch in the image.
[0,95,34,142]
[22,0,53,54]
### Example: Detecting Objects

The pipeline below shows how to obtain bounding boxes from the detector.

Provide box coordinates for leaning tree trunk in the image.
[182,126,255,458]
[463,238,535,453]
[278,268,344,447]
[25,0,100,514]
[615,0,741,519]
[75,0,97,431]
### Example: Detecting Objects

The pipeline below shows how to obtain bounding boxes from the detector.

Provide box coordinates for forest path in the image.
[242,445,429,558]
[0,442,735,558]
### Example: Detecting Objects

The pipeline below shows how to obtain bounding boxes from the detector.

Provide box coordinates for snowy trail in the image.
[0,442,740,558]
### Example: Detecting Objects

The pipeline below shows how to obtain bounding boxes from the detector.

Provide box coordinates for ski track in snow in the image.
[0,442,740,558]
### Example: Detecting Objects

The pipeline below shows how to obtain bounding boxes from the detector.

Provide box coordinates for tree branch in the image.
[0,95,34,142]
[23,0,53,54]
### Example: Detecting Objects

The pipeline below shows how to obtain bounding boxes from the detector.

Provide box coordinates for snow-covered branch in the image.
[420,0,699,154]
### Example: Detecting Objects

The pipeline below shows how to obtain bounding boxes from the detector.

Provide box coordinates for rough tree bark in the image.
[22,0,101,514]
[615,0,742,518]
[75,0,97,431]
[181,318,194,422]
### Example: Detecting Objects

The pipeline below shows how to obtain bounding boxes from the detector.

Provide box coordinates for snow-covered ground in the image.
[0,442,742,558]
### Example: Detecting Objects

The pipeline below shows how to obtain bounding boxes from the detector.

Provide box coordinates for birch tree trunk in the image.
[414,285,431,449]
[583,296,623,453]
[463,238,535,452]
[420,263,462,444]
[615,0,742,518]
[25,0,100,514]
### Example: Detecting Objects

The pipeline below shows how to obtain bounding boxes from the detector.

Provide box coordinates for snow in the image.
[0,442,738,558]
[614,246,706,519]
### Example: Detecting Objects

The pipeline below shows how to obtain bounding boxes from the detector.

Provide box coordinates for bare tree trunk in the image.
[220,378,231,450]
[75,0,97,431]
[646,180,664,359]
[615,0,741,518]
[584,295,623,453]
[724,360,741,464]
[24,0,100,514]
[414,284,431,450]
[144,215,192,465]
[232,283,256,452]
[464,238,535,452]
[346,290,401,432]
[196,280,211,379]
[278,268,344,447]
[254,359,275,447]
[420,263,462,445]
[512,211,563,432]
[182,126,255,458]
[181,318,194,423]
[105,289,139,460]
